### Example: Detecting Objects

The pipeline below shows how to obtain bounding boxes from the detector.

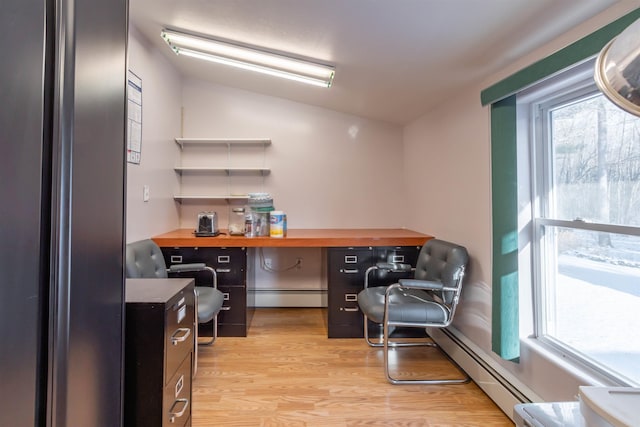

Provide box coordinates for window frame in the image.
[519,57,640,386]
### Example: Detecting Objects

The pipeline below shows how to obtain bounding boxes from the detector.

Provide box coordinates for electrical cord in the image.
[258,248,302,272]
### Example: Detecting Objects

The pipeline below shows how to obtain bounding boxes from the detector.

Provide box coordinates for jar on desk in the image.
[244,210,270,237]
[229,207,246,235]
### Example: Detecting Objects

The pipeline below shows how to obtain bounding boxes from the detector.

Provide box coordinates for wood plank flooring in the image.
[192,308,514,426]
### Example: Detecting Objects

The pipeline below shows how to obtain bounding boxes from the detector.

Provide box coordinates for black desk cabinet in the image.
[125,278,195,427]
[161,247,250,337]
[157,244,420,339]
[327,246,420,338]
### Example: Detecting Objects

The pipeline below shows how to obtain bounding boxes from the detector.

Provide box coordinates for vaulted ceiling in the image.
[130,0,619,124]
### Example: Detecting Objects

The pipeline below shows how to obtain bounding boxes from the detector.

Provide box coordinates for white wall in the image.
[404,87,493,346]
[126,27,182,243]
[179,80,406,230]
[179,80,406,299]
[403,2,638,402]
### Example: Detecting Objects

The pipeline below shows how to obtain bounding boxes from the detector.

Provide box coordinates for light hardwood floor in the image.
[192,308,514,426]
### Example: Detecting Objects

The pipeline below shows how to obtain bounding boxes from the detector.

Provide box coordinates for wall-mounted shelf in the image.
[173,194,250,203]
[174,138,271,148]
[174,166,271,175]
[173,137,271,203]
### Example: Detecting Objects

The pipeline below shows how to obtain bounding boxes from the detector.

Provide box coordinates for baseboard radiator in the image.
[430,327,542,421]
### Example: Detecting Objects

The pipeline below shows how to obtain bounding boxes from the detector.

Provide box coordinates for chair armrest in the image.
[168,263,207,273]
[376,262,412,272]
[398,279,443,290]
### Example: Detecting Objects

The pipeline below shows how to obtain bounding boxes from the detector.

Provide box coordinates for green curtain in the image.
[490,96,519,361]
[485,8,640,362]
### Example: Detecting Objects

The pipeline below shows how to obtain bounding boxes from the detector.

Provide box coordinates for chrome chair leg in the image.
[198,317,216,346]
[383,319,470,385]
[364,314,384,347]
[197,266,218,346]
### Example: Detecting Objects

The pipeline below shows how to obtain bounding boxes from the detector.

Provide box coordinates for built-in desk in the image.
[152,228,432,248]
[152,228,433,338]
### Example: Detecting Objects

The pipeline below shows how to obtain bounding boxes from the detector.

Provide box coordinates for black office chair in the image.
[357,238,470,384]
[125,239,224,374]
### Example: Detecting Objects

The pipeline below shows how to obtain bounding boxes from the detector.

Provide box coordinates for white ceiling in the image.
[130,0,618,125]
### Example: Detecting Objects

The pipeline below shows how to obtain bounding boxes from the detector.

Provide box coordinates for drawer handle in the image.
[221,306,231,311]
[216,268,231,273]
[218,255,230,263]
[343,307,359,312]
[170,327,191,346]
[340,268,359,274]
[169,398,189,423]
[170,255,182,263]
[345,294,357,301]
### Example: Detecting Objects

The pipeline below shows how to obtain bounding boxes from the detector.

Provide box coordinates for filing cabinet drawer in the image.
[206,247,246,286]
[217,285,247,324]
[328,290,361,324]
[162,247,246,287]
[163,354,192,427]
[327,247,374,288]
[165,290,194,386]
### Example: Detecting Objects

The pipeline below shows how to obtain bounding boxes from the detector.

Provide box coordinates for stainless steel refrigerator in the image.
[0,0,128,425]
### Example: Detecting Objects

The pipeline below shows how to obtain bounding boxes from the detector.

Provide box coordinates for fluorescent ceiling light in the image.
[161,29,335,88]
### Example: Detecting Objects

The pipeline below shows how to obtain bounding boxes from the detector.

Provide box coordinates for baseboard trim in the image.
[250,289,327,307]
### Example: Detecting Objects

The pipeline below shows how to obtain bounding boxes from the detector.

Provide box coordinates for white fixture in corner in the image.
[579,386,640,427]
[160,29,335,88]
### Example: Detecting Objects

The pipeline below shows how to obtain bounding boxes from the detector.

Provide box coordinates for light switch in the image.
[143,185,150,202]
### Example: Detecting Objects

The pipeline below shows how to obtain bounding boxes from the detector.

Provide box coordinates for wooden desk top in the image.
[152,228,433,248]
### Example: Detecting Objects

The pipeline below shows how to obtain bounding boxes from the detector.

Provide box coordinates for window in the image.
[522,59,640,385]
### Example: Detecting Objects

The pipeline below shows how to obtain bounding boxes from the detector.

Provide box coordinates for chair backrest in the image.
[414,239,469,305]
[125,239,169,279]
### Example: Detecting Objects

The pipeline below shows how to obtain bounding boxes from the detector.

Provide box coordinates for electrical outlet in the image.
[143,185,150,202]
[264,258,272,269]
[296,257,303,269]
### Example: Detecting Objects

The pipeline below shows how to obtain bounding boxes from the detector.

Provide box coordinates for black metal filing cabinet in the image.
[125,278,195,427]
[327,246,421,338]
[161,247,250,337]
[327,247,375,338]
